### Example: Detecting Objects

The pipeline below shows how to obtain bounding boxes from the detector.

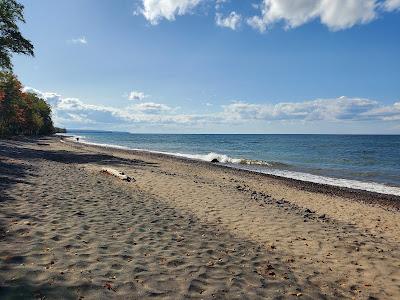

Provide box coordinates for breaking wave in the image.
[63,134,400,196]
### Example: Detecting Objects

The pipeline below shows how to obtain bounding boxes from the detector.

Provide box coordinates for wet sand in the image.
[0,137,399,299]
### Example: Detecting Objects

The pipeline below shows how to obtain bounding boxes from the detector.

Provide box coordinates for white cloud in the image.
[216,11,241,30]
[69,37,88,45]
[22,87,400,131]
[248,0,378,32]
[383,0,400,11]
[215,0,228,10]
[137,0,400,31]
[222,96,400,122]
[141,0,203,25]
[361,101,400,121]
[23,87,193,127]
[130,102,172,113]
[128,90,148,101]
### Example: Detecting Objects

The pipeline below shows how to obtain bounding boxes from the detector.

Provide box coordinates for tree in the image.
[0,0,34,70]
[0,1,57,137]
[0,71,55,136]
[0,70,24,135]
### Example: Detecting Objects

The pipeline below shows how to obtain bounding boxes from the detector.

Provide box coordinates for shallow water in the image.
[64,131,400,195]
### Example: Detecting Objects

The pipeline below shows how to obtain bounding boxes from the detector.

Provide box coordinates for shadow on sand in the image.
[0,137,158,241]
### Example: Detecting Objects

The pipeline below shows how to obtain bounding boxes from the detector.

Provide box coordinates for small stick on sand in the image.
[101,168,135,182]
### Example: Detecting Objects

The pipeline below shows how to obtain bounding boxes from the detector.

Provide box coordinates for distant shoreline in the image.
[61,130,400,136]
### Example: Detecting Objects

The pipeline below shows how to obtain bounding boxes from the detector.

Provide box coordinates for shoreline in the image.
[1,137,400,299]
[58,133,400,196]
[61,136,400,211]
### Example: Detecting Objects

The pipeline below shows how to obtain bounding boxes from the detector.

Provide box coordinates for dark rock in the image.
[266,264,274,270]
[125,176,135,182]
[211,158,219,163]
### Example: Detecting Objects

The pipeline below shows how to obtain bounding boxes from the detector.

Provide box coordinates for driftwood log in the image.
[101,168,135,182]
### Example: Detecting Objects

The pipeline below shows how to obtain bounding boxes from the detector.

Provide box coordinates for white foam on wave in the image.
[156,152,276,166]
[65,135,131,150]
[64,135,400,196]
[66,135,248,164]
[234,165,400,196]
[165,152,244,164]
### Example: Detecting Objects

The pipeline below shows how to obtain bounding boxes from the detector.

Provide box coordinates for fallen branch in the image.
[101,168,135,182]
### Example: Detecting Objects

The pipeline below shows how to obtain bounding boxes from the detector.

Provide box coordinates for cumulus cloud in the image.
[137,0,400,31]
[383,0,400,11]
[128,90,148,101]
[23,87,196,128]
[22,87,400,131]
[69,37,88,45]
[215,0,227,10]
[222,96,400,122]
[216,11,241,30]
[141,0,203,25]
[130,102,172,113]
[247,0,378,32]
[361,101,400,121]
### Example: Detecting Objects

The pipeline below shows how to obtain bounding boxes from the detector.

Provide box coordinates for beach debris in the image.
[257,264,276,278]
[236,185,248,191]
[101,168,135,182]
[104,282,116,292]
[76,211,85,217]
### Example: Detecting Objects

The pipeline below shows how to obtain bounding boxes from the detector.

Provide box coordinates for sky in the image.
[13,0,400,134]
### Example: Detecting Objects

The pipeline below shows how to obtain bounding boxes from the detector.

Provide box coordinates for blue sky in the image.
[14,0,400,133]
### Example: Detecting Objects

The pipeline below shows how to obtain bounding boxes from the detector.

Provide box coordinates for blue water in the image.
[65,131,400,195]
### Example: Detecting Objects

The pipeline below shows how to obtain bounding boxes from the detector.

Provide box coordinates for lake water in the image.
[65,131,400,196]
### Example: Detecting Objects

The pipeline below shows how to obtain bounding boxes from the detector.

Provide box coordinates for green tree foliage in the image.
[0,1,54,136]
[0,0,34,70]
[0,71,55,136]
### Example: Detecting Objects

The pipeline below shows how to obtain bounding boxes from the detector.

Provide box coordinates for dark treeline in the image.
[0,71,55,136]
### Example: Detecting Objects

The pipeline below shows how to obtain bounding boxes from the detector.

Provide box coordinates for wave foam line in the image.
[234,165,400,196]
[64,135,400,196]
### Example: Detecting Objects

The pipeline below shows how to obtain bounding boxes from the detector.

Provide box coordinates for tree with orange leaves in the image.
[0,71,54,136]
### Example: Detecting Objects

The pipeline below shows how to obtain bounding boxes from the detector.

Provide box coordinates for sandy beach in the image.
[0,136,399,299]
